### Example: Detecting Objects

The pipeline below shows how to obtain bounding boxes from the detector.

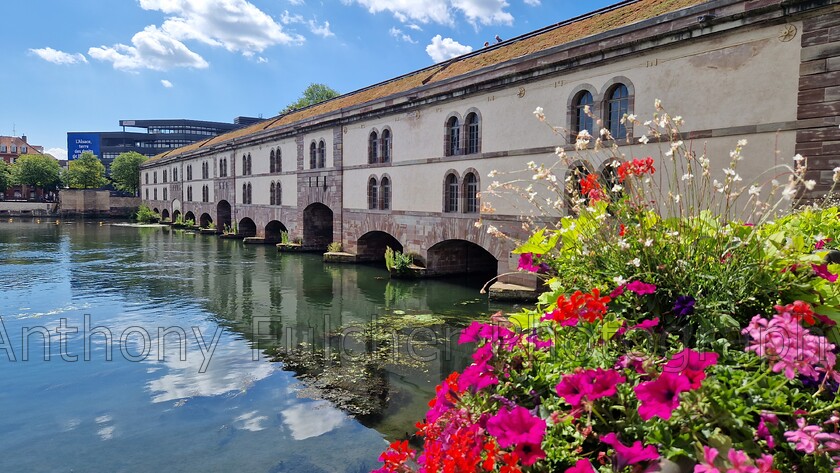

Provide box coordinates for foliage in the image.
[184,218,195,227]
[205,222,216,230]
[385,246,414,274]
[224,222,238,235]
[110,151,147,195]
[375,102,840,473]
[280,231,290,244]
[11,154,62,190]
[64,151,108,189]
[174,214,184,225]
[327,241,343,252]
[0,160,11,191]
[135,204,160,223]
[280,83,340,114]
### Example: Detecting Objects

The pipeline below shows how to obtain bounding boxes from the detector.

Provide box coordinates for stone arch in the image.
[566,159,597,211]
[199,213,213,228]
[426,239,498,277]
[600,76,636,141]
[444,112,463,157]
[303,202,334,251]
[566,83,600,141]
[184,211,196,224]
[265,220,288,243]
[161,209,170,221]
[238,217,257,238]
[357,231,403,263]
[463,108,483,155]
[217,200,232,232]
[442,169,461,213]
[153,207,160,215]
[172,209,182,222]
[380,126,393,163]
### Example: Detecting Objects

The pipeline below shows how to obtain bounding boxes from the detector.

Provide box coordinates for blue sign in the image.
[67,133,101,161]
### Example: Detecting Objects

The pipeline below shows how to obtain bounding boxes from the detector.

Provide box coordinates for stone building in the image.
[139,0,840,280]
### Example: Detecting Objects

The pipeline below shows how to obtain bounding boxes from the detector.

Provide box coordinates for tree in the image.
[64,151,108,189]
[0,160,11,192]
[110,151,147,195]
[280,83,340,114]
[11,154,62,191]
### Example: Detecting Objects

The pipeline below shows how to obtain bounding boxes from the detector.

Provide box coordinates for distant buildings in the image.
[0,134,52,201]
[68,117,261,171]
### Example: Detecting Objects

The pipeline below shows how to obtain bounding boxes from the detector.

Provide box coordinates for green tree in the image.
[11,154,62,191]
[280,83,340,114]
[0,160,11,192]
[110,151,147,195]
[64,151,108,189]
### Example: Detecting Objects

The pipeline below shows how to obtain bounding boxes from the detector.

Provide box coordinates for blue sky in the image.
[2,0,616,159]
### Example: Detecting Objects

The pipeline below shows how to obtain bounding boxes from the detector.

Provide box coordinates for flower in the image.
[518,253,543,273]
[533,107,545,121]
[600,432,659,470]
[565,459,595,473]
[578,173,604,201]
[785,418,824,454]
[486,406,546,466]
[673,295,696,316]
[617,157,656,182]
[694,446,721,473]
[543,289,611,325]
[727,448,759,473]
[812,263,838,283]
[663,348,719,389]
[634,372,690,420]
[375,440,416,472]
[626,280,657,295]
[555,368,626,408]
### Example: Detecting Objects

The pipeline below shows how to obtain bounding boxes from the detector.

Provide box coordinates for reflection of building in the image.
[69,117,261,171]
[0,134,51,201]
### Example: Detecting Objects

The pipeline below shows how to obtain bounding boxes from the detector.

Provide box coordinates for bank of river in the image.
[0,221,514,472]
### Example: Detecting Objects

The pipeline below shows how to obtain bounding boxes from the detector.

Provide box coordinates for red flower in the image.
[775,301,816,325]
[578,173,604,201]
[617,157,656,182]
[544,288,611,325]
[375,440,416,472]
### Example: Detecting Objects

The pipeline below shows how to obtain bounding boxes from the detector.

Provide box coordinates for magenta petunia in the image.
[626,280,657,295]
[812,263,839,282]
[555,368,625,408]
[726,448,758,473]
[565,459,596,473]
[634,372,690,420]
[600,432,659,470]
[663,348,719,389]
[518,253,544,273]
[694,446,721,473]
[486,405,546,466]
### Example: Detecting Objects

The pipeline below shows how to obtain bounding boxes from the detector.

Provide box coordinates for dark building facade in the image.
[69,117,262,171]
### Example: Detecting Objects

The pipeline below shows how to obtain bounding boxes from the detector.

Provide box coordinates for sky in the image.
[1,0,617,160]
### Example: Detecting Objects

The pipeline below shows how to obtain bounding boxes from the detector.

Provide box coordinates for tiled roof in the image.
[149,0,706,163]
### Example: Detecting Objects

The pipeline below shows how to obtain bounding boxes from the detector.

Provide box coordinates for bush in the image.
[327,241,343,252]
[375,102,840,473]
[135,204,160,223]
[384,246,414,274]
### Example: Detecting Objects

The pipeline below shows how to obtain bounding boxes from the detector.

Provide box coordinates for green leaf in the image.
[601,320,623,341]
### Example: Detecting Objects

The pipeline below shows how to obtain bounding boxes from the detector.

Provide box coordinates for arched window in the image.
[567,163,593,209]
[270,182,276,205]
[202,185,209,202]
[572,91,595,139]
[153,172,157,184]
[380,176,391,210]
[163,170,168,183]
[368,177,378,210]
[247,153,252,175]
[173,167,178,181]
[242,183,248,204]
[310,142,317,169]
[247,183,252,204]
[270,149,276,173]
[602,161,622,201]
[368,131,379,164]
[154,188,158,200]
[606,84,629,140]
[145,189,149,200]
[381,129,391,163]
[163,188,168,200]
[318,140,326,168]
[275,149,282,173]
[145,173,149,185]
[446,116,460,156]
[186,186,192,201]
[465,113,480,155]
[464,172,479,213]
[444,173,459,212]
[276,182,282,206]
[242,154,248,175]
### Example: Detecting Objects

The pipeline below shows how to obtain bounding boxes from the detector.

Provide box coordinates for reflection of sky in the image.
[0,222,385,472]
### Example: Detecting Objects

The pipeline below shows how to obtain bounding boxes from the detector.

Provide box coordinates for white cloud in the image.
[161,79,174,88]
[45,147,68,161]
[257,56,268,63]
[389,27,417,44]
[406,23,423,31]
[88,25,209,71]
[29,47,88,65]
[288,0,305,4]
[138,0,305,55]
[343,0,512,27]
[308,20,334,38]
[281,10,304,24]
[426,34,472,62]
[524,0,540,5]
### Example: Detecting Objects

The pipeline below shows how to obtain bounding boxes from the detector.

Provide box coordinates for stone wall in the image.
[59,190,140,218]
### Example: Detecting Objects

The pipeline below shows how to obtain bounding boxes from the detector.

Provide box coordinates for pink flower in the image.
[486,406,546,466]
[816,238,833,250]
[565,459,596,473]
[555,368,625,408]
[727,449,758,473]
[610,284,626,298]
[459,344,498,391]
[631,318,660,332]
[518,253,543,273]
[634,372,690,420]
[600,432,659,470]
[785,418,824,453]
[694,446,721,473]
[664,348,719,389]
[626,280,657,295]
[813,263,839,282]
[755,454,778,473]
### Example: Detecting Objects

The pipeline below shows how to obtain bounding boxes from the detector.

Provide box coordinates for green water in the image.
[0,221,515,472]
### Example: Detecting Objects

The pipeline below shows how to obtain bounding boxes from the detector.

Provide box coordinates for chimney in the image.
[21,134,27,143]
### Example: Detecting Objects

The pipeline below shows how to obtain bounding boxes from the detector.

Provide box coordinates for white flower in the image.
[611,184,624,193]
[533,107,545,121]
[793,154,805,163]
[749,185,761,196]
[618,239,630,250]
[738,139,748,147]
[583,105,591,114]
[527,161,537,170]
[627,258,641,267]
[654,98,662,110]
[487,170,498,178]
[555,147,564,156]
[834,167,840,183]
[643,120,652,127]
[723,168,736,177]
[613,275,627,286]
[486,225,499,235]
[804,180,816,191]
[782,184,797,200]
[638,135,650,145]
[600,128,609,137]
[681,173,693,181]
[644,239,653,247]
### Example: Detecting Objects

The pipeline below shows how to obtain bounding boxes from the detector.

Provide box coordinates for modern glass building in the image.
[69,117,261,171]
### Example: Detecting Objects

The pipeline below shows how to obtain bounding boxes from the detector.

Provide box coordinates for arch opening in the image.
[172,209,181,222]
[161,209,170,221]
[303,203,334,251]
[199,213,213,229]
[265,220,288,243]
[183,211,196,225]
[426,239,497,277]
[217,200,232,232]
[238,218,257,238]
[357,231,403,263]
[152,208,160,215]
